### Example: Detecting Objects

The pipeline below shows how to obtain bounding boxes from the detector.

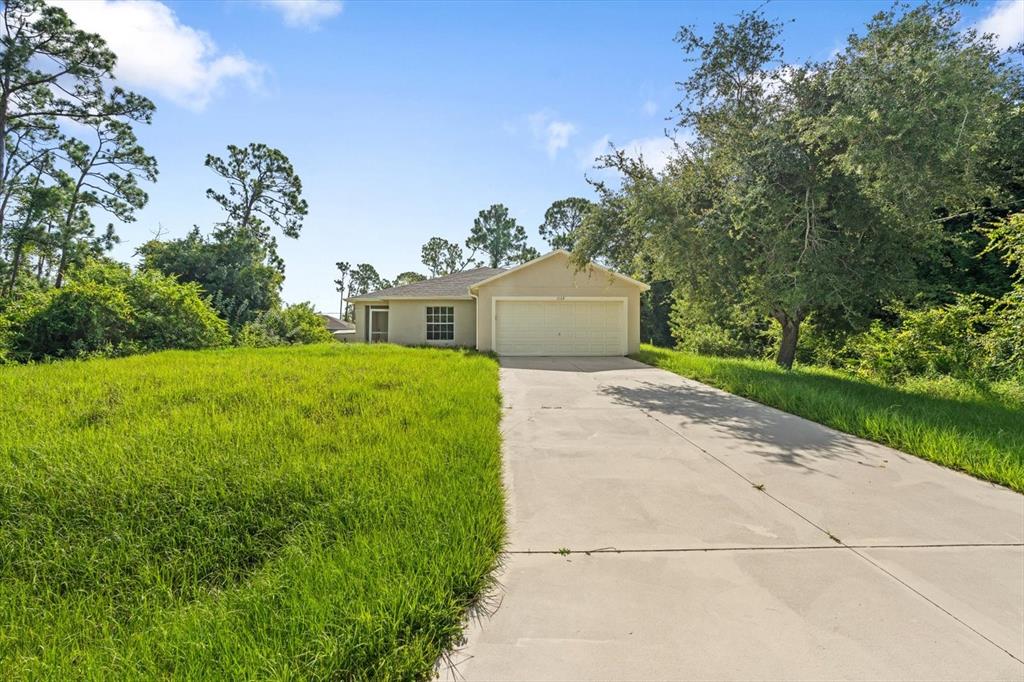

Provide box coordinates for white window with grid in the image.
[426,306,454,341]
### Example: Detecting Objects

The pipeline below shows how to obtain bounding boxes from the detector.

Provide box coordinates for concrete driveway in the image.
[440,357,1024,681]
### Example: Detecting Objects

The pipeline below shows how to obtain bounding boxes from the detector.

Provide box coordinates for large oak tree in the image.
[575,3,1022,368]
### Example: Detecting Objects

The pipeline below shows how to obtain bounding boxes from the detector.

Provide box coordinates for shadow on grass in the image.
[625,347,1023,489]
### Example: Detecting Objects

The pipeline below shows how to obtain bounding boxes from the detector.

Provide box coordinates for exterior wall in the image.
[474,251,643,354]
[351,300,476,347]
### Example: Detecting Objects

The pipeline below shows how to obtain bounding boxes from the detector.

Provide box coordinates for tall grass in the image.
[634,345,1024,492]
[0,343,505,678]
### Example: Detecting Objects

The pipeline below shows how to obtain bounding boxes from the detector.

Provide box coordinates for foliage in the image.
[466,204,540,268]
[237,302,333,347]
[844,296,994,383]
[205,143,307,272]
[0,0,157,295]
[538,197,593,250]
[0,344,505,677]
[669,291,772,358]
[421,236,469,276]
[138,227,282,330]
[635,345,1024,492]
[3,260,228,361]
[834,213,1024,383]
[348,262,390,296]
[575,3,1023,368]
[640,280,674,347]
[393,270,427,286]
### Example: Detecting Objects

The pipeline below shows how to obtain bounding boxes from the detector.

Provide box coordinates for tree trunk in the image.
[54,247,69,288]
[4,241,22,297]
[774,313,801,370]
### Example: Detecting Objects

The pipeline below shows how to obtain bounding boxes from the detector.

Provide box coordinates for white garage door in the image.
[494,299,626,356]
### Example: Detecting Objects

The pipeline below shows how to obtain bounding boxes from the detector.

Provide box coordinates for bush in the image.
[842,295,992,383]
[237,302,332,347]
[4,261,229,361]
[138,228,283,330]
[981,288,1024,381]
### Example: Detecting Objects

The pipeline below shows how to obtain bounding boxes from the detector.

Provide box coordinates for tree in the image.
[205,143,307,270]
[348,263,389,297]
[421,236,470,276]
[576,4,1021,368]
[53,102,157,287]
[0,0,157,293]
[393,271,426,286]
[334,260,350,320]
[138,228,282,330]
[466,204,539,268]
[538,197,593,250]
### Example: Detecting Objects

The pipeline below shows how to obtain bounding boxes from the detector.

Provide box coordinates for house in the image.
[319,313,356,341]
[346,250,649,356]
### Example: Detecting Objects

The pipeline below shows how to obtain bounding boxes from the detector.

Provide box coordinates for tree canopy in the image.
[420,236,469,276]
[0,0,156,295]
[575,2,1023,368]
[538,197,593,250]
[205,143,307,272]
[466,204,540,268]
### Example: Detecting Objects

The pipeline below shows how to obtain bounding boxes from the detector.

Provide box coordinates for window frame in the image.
[425,305,455,342]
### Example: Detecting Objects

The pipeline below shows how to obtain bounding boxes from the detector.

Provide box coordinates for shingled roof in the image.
[348,267,506,300]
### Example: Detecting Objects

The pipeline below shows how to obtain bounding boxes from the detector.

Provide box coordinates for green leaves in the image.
[466,203,536,268]
[3,260,229,360]
[0,0,157,294]
[204,143,308,263]
[578,3,1022,368]
[420,236,468,276]
[538,197,593,250]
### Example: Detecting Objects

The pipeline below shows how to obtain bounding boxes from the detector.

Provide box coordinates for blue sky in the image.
[54,0,1023,313]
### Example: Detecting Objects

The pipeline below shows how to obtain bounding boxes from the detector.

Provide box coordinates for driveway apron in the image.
[440,357,1024,681]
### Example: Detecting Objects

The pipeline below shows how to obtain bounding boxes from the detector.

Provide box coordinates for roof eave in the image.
[345,295,474,302]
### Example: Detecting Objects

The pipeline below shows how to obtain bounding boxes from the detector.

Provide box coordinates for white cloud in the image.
[975,0,1024,51]
[582,134,678,174]
[642,99,658,116]
[52,0,261,111]
[528,111,578,159]
[263,0,343,29]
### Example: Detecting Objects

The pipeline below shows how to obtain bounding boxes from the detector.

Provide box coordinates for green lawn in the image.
[0,344,505,679]
[633,345,1024,493]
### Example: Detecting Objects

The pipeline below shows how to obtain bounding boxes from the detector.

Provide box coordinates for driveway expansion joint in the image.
[634,403,1024,666]
[507,542,1024,555]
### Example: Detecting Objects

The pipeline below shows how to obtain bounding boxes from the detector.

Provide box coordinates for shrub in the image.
[981,288,1024,381]
[237,302,332,347]
[138,228,283,330]
[843,295,991,382]
[4,261,229,361]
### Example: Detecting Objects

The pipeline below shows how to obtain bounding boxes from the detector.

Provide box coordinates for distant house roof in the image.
[347,267,506,301]
[320,314,355,333]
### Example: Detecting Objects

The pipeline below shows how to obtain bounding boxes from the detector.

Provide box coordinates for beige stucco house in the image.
[347,250,649,356]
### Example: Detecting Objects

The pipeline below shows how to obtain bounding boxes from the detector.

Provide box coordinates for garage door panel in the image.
[495,299,625,356]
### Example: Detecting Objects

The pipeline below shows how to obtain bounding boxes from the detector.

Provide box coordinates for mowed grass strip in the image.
[633,345,1024,492]
[0,344,504,679]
